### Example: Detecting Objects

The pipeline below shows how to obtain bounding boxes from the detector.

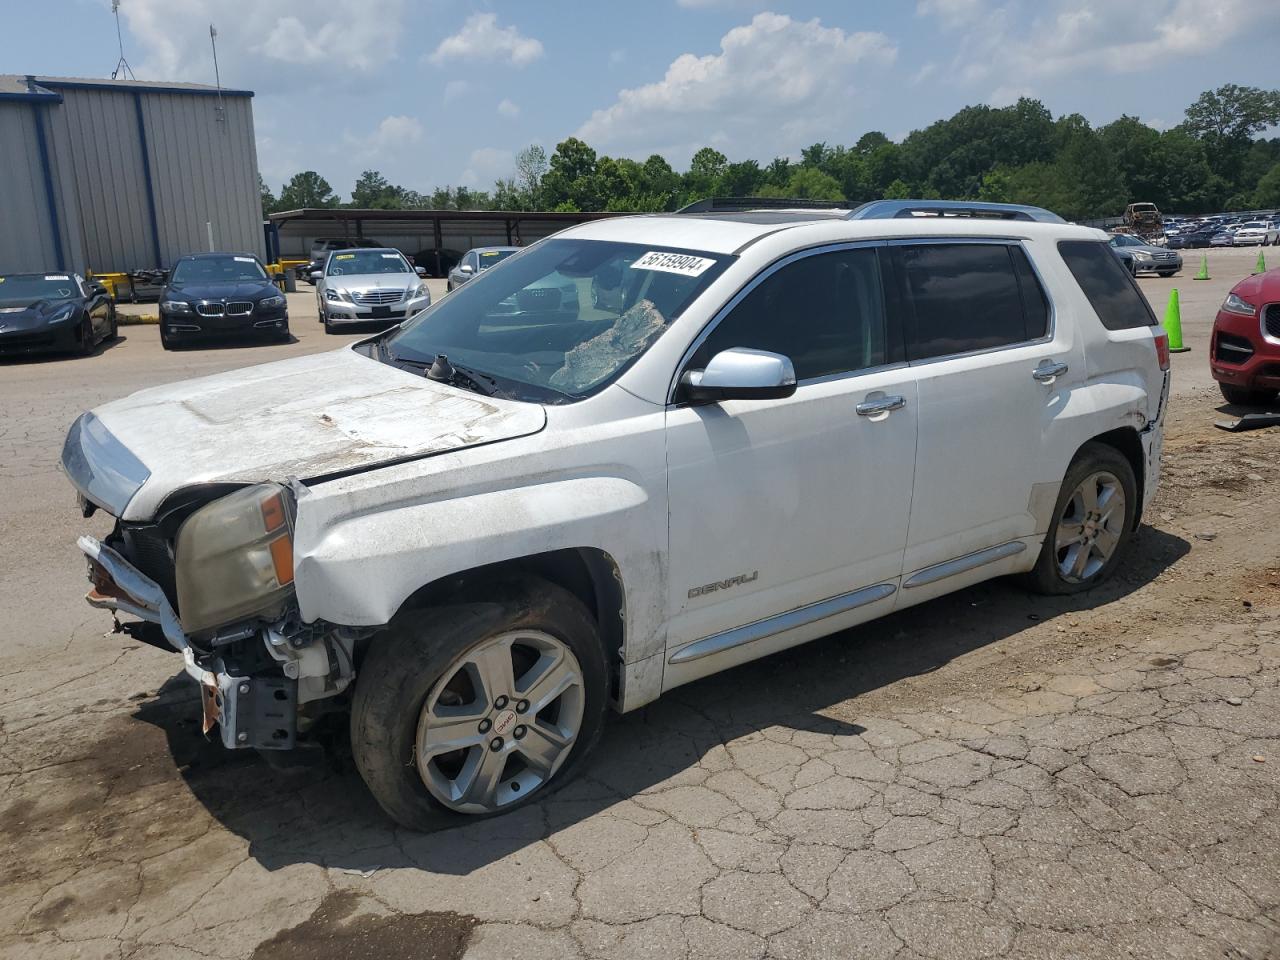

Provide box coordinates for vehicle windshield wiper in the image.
[389,351,497,397]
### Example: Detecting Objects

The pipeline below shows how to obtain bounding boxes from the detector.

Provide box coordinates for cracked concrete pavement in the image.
[1,256,1278,959]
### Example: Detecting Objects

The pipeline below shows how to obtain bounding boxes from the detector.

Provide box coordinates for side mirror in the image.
[89,282,109,296]
[309,271,323,281]
[459,264,474,275]
[680,347,797,404]
[415,266,427,277]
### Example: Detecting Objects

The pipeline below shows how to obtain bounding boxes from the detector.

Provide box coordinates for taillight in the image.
[1153,330,1170,371]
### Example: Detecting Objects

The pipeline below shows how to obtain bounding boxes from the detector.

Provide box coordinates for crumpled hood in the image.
[87,347,546,520]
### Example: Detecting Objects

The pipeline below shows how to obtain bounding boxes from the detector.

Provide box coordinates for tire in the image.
[159,324,174,351]
[322,314,334,334]
[1024,442,1137,596]
[351,577,608,830]
[78,317,96,356]
[1219,383,1277,407]
[1157,270,1177,277]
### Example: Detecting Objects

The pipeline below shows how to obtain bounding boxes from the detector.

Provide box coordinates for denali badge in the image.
[688,571,759,599]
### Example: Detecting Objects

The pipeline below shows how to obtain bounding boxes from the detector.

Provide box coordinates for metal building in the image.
[0,75,262,276]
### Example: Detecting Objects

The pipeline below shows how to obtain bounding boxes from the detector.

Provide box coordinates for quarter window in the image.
[692,247,887,381]
[895,243,1045,361]
[1057,240,1157,330]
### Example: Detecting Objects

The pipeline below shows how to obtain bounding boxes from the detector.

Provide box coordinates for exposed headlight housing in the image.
[175,483,296,635]
[1222,292,1256,317]
[259,294,286,308]
[161,299,192,314]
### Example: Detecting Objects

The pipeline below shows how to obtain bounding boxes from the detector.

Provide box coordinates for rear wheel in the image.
[1219,383,1277,407]
[1025,442,1137,595]
[351,577,608,830]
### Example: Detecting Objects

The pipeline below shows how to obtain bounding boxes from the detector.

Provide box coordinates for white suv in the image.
[62,200,1170,828]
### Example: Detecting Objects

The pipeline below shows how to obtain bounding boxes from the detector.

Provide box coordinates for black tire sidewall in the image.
[350,578,609,831]
[1029,443,1137,595]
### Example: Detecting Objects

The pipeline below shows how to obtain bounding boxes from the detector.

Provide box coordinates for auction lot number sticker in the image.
[631,251,717,277]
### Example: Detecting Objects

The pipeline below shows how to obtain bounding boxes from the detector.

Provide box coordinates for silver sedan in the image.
[447,246,520,291]
[313,248,431,333]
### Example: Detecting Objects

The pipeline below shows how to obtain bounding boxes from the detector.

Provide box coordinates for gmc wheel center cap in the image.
[492,709,517,736]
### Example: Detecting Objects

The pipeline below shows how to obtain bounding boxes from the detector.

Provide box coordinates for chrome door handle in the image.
[856,395,906,416]
[1032,360,1069,382]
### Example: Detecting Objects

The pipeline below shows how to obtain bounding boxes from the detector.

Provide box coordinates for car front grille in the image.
[195,302,224,316]
[120,524,178,607]
[352,290,403,306]
[227,301,253,316]
[1264,304,1280,341]
[1152,251,1178,262]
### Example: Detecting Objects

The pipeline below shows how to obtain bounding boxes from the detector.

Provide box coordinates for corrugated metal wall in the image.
[44,86,263,270]
[0,101,87,274]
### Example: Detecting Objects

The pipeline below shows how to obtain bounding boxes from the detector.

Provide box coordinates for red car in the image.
[1210,269,1280,405]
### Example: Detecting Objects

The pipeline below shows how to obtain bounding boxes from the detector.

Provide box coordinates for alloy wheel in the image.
[1055,470,1126,583]
[415,629,584,814]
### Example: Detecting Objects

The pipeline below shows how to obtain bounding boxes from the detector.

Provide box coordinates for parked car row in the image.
[1163,213,1280,249]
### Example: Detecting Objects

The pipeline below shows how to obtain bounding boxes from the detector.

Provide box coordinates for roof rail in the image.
[676,197,849,214]
[846,199,1064,223]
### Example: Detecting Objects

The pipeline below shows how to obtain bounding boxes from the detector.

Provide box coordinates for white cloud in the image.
[497,99,521,118]
[372,115,424,148]
[932,0,1280,98]
[122,0,406,81]
[443,80,471,103]
[459,147,515,188]
[429,13,544,68]
[576,13,896,164]
[916,0,986,29]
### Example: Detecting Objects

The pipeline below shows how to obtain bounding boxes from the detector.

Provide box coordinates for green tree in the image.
[1254,163,1280,208]
[1183,84,1280,185]
[541,137,599,210]
[277,170,338,209]
[259,174,277,215]
[720,160,764,198]
[882,178,911,200]
[350,170,410,209]
[514,144,548,206]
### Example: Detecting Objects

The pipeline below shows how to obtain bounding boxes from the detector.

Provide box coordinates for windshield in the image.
[171,256,266,284]
[327,250,410,276]
[0,274,79,301]
[386,239,731,402]
[478,249,517,269]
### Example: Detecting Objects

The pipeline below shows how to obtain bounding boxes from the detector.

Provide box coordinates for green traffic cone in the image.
[1255,249,1267,275]
[1193,253,1210,280]
[1164,288,1190,353]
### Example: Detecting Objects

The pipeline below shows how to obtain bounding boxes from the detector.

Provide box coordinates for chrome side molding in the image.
[903,540,1026,589]
[668,582,897,665]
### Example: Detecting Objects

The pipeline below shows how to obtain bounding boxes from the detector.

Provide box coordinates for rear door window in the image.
[893,243,1044,361]
[1057,240,1157,330]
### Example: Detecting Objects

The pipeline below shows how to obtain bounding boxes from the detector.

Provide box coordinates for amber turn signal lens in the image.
[261,493,287,533]
[269,535,294,586]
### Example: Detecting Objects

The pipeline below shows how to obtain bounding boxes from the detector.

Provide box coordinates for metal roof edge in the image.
[0,76,62,104]
[36,78,254,98]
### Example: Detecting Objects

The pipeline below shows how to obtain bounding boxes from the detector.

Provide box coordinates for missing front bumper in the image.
[79,535,296,750]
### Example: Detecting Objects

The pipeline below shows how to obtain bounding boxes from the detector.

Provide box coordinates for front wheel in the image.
[1024,442,1137,595]
[351,577,608,830]
[1219,383,1277,407]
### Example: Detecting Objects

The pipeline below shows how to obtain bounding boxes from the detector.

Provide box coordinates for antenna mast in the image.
[209,24,225,123]
[110,1,135,80]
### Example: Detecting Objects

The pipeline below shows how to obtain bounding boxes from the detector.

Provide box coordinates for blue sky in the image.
[4,0,1278,201]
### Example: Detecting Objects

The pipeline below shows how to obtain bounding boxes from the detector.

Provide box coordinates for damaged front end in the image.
[78,481,367,753]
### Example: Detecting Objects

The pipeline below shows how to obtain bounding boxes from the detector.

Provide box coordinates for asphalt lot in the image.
[1,251,1278,959]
